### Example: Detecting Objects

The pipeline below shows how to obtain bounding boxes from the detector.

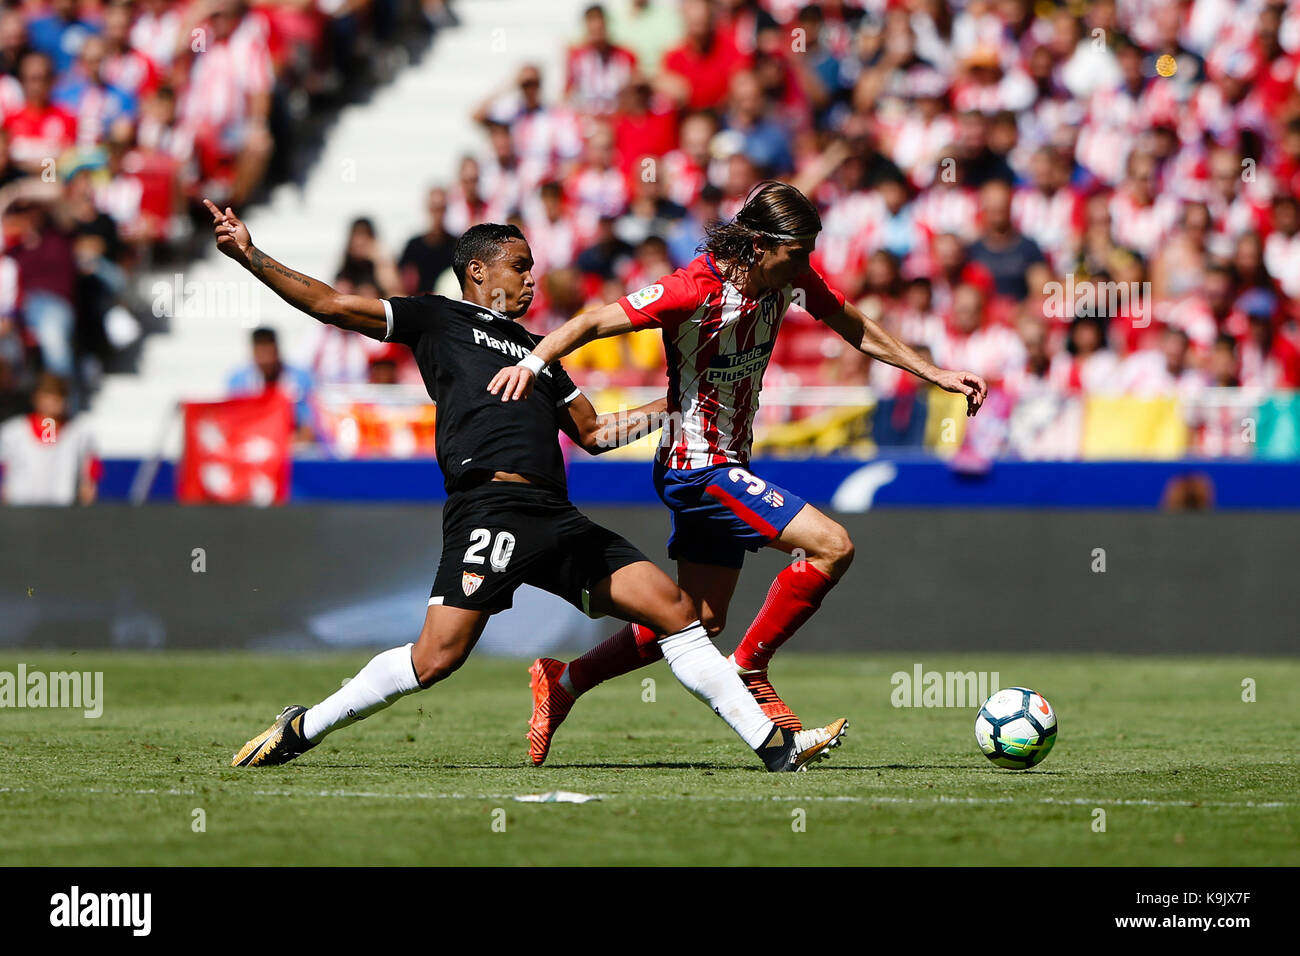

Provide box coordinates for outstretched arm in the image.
[486,301,635,401]
[823,301,988,416]
[204,199,389,341]
[561,394,668,455]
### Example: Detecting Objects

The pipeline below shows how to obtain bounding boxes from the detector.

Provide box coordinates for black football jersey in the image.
[383,294,583,494]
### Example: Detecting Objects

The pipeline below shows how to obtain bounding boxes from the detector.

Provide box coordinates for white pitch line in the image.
[0,787,1291,809]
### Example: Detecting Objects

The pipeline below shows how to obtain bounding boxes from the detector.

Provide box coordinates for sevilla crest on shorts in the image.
[462,571,484,596]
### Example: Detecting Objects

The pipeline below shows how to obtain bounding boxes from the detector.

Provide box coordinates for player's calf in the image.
[731,506,852,680]
[231,606,485,767]
[410,602,489,686]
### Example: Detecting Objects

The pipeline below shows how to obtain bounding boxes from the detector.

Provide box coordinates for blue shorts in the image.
[652,461,808,569]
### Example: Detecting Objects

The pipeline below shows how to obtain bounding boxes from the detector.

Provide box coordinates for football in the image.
[975,687,1058,769]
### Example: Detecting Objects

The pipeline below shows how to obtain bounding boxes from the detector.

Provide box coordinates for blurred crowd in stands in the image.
[8,0,1300,501]
[318,0,1300,454]
[0,0,449,501]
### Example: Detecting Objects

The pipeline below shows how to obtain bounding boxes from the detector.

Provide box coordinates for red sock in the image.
[566,622,662,695]
[732,563,835,672]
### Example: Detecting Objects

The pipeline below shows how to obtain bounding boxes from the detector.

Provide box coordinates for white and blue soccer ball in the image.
[974,687,1057,769]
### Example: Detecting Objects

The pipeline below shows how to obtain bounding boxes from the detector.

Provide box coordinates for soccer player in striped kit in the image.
[489,181,988,765]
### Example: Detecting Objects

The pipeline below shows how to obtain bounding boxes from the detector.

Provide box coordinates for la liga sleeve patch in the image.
[626,284,665,310]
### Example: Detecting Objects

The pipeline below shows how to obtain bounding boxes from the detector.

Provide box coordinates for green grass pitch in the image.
[2,651,1296,865]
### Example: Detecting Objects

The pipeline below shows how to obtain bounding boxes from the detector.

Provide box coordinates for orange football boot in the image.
[527,658,575,766]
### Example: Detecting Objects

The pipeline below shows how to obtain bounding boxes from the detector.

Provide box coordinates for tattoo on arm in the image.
[244,246,385,338]
[248,248,311,288]
[594,403,667,450]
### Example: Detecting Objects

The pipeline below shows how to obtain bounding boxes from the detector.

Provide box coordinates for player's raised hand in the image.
[203,198,253,266]
[487,365,536,402]
[931,368,988,417]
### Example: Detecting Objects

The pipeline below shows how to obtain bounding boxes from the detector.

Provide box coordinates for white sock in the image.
[657,621,775,751]
[302,643,422,743]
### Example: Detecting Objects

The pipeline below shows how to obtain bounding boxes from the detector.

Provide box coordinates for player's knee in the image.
[410,643,469,687]
[656,588,700,635]
[699,607,726,637]
[819,525,855,578]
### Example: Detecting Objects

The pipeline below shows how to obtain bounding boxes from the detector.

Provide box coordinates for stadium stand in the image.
[5,0,1300,483]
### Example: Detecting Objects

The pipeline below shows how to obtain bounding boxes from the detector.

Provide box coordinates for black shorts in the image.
[429,481,649,615]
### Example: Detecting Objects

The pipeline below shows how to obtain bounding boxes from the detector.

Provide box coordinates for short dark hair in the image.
[251,326,277,346]
[452,223,526,284]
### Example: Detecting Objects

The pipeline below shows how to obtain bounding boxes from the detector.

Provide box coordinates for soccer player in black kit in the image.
[205,200,846,772]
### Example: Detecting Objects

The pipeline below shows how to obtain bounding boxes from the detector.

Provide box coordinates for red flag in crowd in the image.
[178,391,293,504]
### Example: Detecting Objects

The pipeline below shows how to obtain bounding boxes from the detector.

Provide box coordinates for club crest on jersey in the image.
[762,488,784,508]
[627,284,664,310]
[461,572,484,596]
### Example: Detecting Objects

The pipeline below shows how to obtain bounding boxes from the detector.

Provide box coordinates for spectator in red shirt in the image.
[610,72,679,179]
[3,52,77,174]
[1271,117,1300,198]
[661,0,751,110]
[660,108,716,208]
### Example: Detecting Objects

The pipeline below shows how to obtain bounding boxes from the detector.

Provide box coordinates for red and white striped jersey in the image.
[565,43,637,115]
[660,149,708,207]
[520,207,577,276]
[618,254,845,469]
[935,323,1028,387]
[104,48,160,101]
[1108,188,1180,259]
[884,113,958,185]
[1012,185,1084,272]
[130,7,182,70]
[565,163,628,238]
[913,185,981,245]
[483,97,583,191]
[1117,349,1208,400]
[1049,349,1122,395]
[814,190,880,286]
[178,20,274,134]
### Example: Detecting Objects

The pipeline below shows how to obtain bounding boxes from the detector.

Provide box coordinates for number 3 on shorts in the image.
[464,528,516,571]
[728,467,766,496]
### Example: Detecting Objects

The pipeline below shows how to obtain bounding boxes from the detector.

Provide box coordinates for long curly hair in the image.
[701,181,822,283]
